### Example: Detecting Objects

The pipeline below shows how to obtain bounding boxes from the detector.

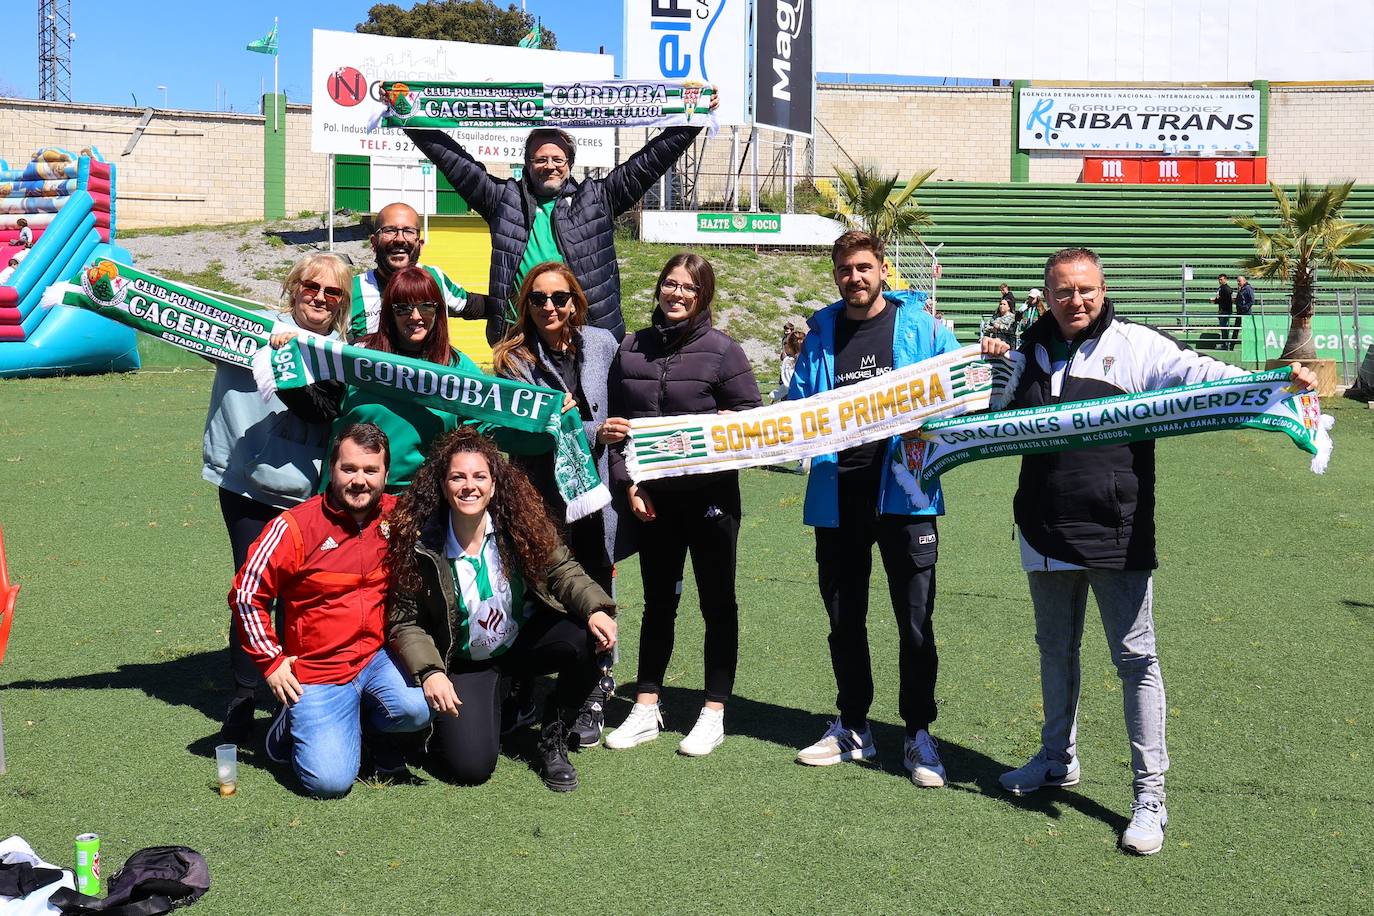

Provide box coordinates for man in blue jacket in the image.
[789,230,1008,785]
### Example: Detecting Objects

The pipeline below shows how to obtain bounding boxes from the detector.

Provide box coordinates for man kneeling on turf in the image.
[230,423,431,797]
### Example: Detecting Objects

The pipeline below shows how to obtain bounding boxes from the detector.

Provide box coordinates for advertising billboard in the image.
[753,0,814,136]
[1019,88,1260,153]
[311,29,615,167]
[623,0,749,126]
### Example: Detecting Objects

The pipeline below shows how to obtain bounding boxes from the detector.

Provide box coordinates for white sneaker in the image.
[1121,793,1168,856]
[902,729,947,787]
[604,702,663,750]
[999,747,1082,795]
[795,719,876,766]
[677,706,725,757]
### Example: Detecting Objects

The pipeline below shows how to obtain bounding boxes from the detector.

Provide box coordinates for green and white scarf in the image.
[624,345,1022,482]
[377,79,717,130]
[899,369,1335,505]
[58,258,270,365]
[256,333,610,522]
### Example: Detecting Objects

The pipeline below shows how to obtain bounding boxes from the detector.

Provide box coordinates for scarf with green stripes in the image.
[624,345,1022,482]
[896,369,1334,506]
[257,333,610,522]
[377,79,716,130]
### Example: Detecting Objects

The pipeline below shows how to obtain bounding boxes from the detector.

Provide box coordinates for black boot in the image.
[219,694,256,746]
[538,720,579,792]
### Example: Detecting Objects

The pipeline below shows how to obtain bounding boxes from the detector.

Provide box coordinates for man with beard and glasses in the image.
[790,230,1009,785]
[230,423,431,798]
[349,202,497,340]
[403,92,720,343]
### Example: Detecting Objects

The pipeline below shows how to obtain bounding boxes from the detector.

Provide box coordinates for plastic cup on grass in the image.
[215,744,238,796]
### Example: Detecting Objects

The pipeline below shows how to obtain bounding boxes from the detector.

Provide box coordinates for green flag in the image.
[517,21,542,49]
[247,23,278,55]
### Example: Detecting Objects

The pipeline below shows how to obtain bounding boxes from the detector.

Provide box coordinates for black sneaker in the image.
[219,695,256,746]
[572,658,615,748]
[264,705,291,765]
[500,692,538,737]
[538,721,579,792]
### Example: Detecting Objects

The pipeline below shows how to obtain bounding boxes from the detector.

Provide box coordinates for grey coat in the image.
[499,325,632,564]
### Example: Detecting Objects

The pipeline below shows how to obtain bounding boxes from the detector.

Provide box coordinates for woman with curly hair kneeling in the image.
[385,427,618,791]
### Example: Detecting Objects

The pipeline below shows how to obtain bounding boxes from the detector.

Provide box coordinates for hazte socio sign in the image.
[1019,88,1260,153]
[697,213,781,233]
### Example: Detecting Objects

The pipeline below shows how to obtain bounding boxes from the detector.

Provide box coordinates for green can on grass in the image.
[75,833,101,895]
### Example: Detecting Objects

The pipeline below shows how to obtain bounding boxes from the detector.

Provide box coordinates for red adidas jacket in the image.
[230,492,397,685]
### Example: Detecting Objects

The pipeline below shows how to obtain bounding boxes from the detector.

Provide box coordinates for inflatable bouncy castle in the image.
[0,147,139,378]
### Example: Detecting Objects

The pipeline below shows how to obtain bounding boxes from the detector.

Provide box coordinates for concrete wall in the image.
[0,97,329,229]
[1268,85,1374,184]
[1,83,1369,231]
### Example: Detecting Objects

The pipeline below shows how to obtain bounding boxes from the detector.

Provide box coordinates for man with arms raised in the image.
[999,248,1316,854]
[404,93,718,342]
[789,230,1009,786]
[231,423,431,798]
[350,201,496,339]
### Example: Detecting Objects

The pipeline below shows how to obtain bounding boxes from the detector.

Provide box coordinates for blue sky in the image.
[0,1,629,112]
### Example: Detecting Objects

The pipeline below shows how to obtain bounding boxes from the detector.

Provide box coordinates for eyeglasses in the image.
[531,156,567,168]
[375,226,420,241]
[391,301,438,317]
[661,280,700,297]
[528,290,574,309]
[299,280,344,303]
[1051,286,1103,304]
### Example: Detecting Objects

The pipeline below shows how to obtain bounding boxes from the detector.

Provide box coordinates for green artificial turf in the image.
[0,373,1370,914]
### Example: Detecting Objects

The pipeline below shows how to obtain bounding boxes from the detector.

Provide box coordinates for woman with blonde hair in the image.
[491,261,631,746]
[207,251,352,743]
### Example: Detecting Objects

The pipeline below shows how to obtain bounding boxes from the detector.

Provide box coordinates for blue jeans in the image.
[1026,569,1169,799]
[286,649,431,798]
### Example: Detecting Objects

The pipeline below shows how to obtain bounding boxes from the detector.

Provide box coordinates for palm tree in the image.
[817,164,935,246]
[1232,180,1374,361]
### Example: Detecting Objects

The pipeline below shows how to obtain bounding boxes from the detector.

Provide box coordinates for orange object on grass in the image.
[0,525,18,665]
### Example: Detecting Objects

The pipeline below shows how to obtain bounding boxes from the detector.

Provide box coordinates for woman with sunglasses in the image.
[319,265,483,494]
[491,261,631,747]
[205,252,352,744]
[387,427,617,792]
[603,253,761,757]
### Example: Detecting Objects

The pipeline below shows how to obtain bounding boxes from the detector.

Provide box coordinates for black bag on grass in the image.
[50,845,210,915]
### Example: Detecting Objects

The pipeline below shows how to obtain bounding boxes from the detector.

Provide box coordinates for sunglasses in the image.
[391,301,439,317]
[527,290,574,308]
[300,280,344,303]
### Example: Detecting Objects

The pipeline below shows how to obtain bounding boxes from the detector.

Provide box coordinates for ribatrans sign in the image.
[1018,88,1260,152]
[754,0,814,136]
[622,0,748,126]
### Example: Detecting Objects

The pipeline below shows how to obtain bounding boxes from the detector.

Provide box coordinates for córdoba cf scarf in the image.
[896,370,1335,506]
[255,333,610,523]
[376,79,717,131]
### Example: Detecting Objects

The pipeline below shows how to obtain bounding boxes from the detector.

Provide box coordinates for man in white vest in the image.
[349,201,495,339]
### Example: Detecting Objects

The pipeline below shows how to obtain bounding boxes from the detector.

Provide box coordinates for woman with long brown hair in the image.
[491,261,631,747]
[321,265,483,492]
[602,252,761,757]
[387,427,617,792]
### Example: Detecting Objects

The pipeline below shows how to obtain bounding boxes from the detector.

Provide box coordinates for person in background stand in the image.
[1232,275,1255,351]
[491,261,630,747]
[1211,274,1234,350]
[602,253,761,757]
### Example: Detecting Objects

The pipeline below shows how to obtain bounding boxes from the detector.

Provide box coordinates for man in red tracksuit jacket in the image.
[230,422,430,797]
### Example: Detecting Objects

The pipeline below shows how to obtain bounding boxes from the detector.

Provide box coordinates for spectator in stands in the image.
[14,218,33,249]
[210,252,352,745]
[997,246,1318,855]
[1211,274,1234,350]
[349,202,495,340]
[1232,276,1255,349]
[999,282,1016,311]
[987,301,1019,347]
[402,92,720,343]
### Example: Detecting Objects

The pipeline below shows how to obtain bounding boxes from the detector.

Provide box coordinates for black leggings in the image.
[634,483,741,704]
[220,488,285,695]
[431,609,600,785]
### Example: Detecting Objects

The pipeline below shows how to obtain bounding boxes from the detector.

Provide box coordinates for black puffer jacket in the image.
[608,308,761,494]
[404,127,702,341]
